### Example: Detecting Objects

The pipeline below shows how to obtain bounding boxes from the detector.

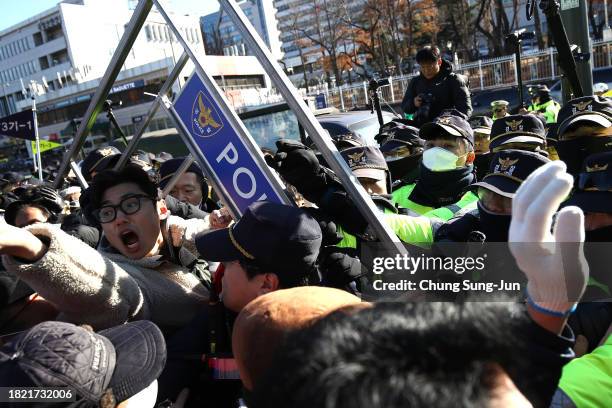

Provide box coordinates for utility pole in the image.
[559,0,593,99]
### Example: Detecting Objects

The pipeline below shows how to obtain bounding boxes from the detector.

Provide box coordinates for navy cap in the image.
[378,120,422,143]
[196,201,322,284]
[469,116,494,135]
[564,151,612,213]
[159,157,205,189]
[489,114,546,151]
[470,149,550,198]
[420,114,475,146]
[557,96,612,139]
[341,146,388,181]
[0,320,166,405]
[81,146,121,181]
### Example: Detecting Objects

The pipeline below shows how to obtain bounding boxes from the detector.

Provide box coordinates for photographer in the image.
[401,46,472,126]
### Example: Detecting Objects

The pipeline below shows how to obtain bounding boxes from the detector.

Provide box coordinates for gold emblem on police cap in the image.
[498,157,519,171]
[347,151,365,163]
[586,163,608,172]
[439,117,453,125]
[572,100,592,112]
[505,119,523,131]
[99,147,114,157]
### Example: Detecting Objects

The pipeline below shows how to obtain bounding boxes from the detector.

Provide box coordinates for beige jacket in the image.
[2,216,210,330]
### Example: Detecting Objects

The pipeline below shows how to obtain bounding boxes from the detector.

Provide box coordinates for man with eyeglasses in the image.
[0,165,228,330]
[400,46,472,126]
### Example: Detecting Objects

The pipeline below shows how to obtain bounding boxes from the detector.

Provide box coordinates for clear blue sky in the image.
[0,0,220,32]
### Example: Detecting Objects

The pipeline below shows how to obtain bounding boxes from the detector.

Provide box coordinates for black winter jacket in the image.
[401,59,472,124]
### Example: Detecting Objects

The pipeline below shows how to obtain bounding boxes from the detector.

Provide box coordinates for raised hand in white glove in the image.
[509,161,589,316]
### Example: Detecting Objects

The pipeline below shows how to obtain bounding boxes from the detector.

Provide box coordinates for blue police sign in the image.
[173,72,287,214]
[0,109,36,141]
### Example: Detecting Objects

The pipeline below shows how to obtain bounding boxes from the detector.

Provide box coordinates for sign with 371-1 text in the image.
[0,109,35,141]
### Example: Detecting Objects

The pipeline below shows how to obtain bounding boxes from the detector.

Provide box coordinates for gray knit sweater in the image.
[2,216,210,330]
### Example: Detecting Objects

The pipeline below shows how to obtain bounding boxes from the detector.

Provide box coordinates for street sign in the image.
[560,0,579,10]
[315,94,327,109]
[31,140,62,154]
[0,109,36,141]
[172,72,286,214]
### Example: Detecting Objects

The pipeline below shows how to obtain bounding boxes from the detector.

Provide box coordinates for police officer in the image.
[435,149,550,243]
[377,122,424,187]
[490,100,510,120]
[469,115,494,180]
[561,151,612,354]
[527,85,561,123]
[391,113,479,221]
[554,96,612,178]
[488,113,547,154]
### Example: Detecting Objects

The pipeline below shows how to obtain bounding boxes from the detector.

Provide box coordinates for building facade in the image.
[0,0,270,148]
[201,0,283,61]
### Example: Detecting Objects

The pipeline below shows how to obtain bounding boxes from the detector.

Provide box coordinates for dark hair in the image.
[5,202,53,226]
[254,301,535,408]
[239,259,310,289]
[416,46,441,63]
[89,164,159,211]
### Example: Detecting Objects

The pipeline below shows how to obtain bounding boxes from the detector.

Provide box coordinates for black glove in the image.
[302,207,343,246]
[267,140,340,203]
[319,246,366,290]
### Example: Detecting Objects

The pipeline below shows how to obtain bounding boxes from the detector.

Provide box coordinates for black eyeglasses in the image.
[93,194,155,224]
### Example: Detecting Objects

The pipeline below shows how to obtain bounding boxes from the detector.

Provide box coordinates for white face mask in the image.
[422,147,462,172]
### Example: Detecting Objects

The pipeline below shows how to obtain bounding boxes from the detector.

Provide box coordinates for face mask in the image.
[422,147,464,172]
[477,201,512,242]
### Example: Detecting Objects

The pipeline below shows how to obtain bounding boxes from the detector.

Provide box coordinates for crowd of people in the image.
[0,44,611,407]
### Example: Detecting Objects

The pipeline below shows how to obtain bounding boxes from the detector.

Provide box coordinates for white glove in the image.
[509,161,589,316]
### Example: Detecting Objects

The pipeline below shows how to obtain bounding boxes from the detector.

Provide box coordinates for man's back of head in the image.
[254,301,533,408]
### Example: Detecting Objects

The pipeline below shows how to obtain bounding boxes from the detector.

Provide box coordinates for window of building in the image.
[45,25,64,41]
[145,25,152,41]
[50,49,69,66]
[39,56,50,70]
[33,32,43,46]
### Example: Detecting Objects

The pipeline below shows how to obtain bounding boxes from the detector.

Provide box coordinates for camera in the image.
[415,93,435,123]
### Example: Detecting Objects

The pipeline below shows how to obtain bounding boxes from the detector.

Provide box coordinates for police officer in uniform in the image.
[391,113,479,221]
[435,149,551,243]
[555,95,612,179]
[527,85,561,123]
[488,113,547,155]
[469,115,494,180]
[377,122,425,187]
[491,100,510,120]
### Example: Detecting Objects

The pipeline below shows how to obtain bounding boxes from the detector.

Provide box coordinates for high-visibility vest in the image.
[391,183,479,221]
[558,333,612,407]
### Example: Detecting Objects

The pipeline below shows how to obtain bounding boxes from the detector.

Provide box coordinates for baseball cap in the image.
[196,201,322,283]
[0,320,166,406]
[159,157,206,189]
[81,146,121,181]
[557,96,612,139]
[469,116,494,135]
[340,146,389,181]
[233,287,364,390]
[564,151,612,213]
[420,114,475,146]
[489,114,546,152]
[470,149,550,198]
